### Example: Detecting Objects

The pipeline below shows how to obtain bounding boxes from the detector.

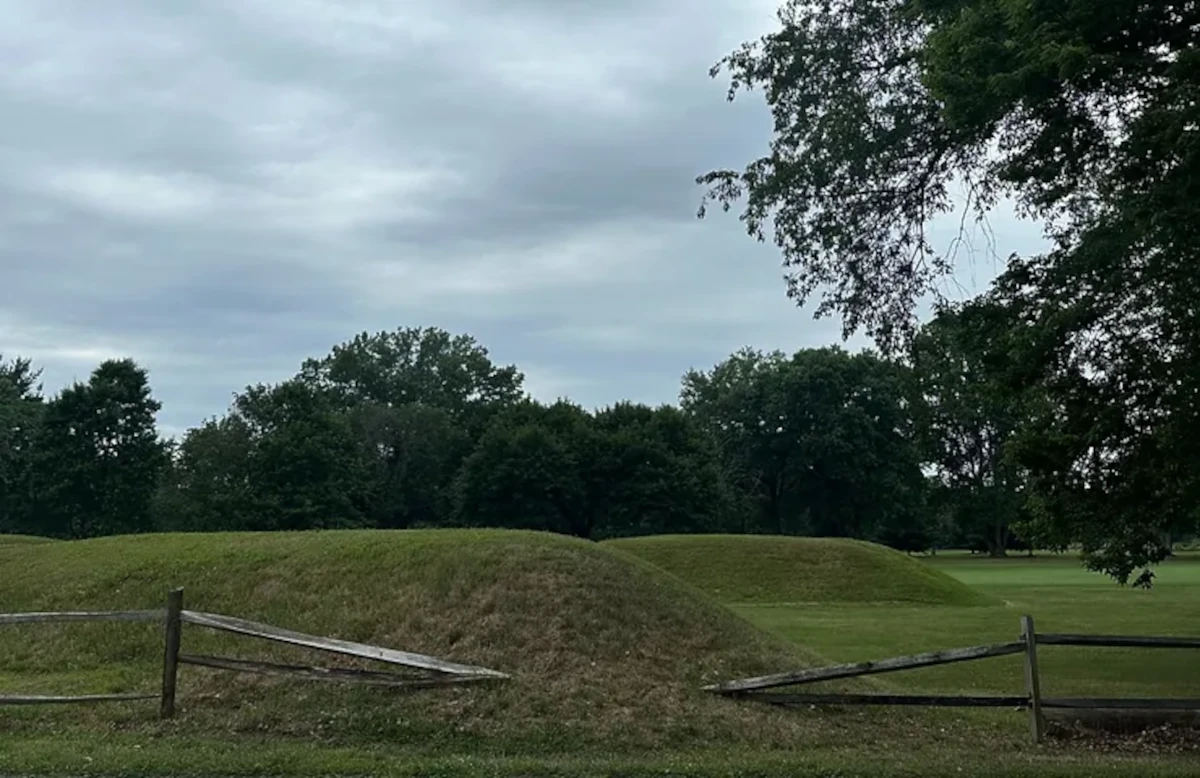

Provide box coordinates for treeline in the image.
[0,324,1186,558]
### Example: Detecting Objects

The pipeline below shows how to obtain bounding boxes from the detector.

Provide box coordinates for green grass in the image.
[733,551,1200,703]
[2,532,1198,776]
[0,533,57,546]
[607,534,994,606]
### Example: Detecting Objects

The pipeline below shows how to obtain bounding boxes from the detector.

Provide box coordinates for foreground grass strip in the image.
[2,735,1199,778]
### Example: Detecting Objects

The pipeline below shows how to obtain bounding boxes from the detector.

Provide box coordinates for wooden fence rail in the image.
[703,641,1026,694]
[0,587,507,719]
[1036,634,1200,649]
[707,614,1200,743]
[177,655,499,688]
[0,693,157,705]
[180,609,507,678]
[0,610,163,625]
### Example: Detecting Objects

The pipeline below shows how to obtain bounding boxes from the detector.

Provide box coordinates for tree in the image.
[682,347,924,539]
[155,415,257,532]
[295,327,525,531]
[299,327,525,427]
[698,0,1200,583]
[590,403,733,538]
[349,402,468,529]
[681,348,802,534]
[454,400,735,539]
[909,303,1028,557]
[0,355,43,535]
[232,380,371,531]
[32,360,165,538]
[453,401,595,537]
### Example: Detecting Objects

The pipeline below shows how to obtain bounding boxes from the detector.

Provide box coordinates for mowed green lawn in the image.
[733,552,1200,702]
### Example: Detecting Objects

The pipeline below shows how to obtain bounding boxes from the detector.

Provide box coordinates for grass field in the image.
[1,531,1198,776]
[733,552,1200,702]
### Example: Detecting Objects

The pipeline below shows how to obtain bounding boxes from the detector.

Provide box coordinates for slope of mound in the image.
[0,534,57,546]
[0,530,838,751]
[607,535,994,606]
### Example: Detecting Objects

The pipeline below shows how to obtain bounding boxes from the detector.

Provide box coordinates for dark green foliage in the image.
[235,380,372,530]
[0,355,43,535]
[299,327,525,430]
[155,416,257,532]
[31,360,165,538]
[908,304,1028,557]
[590,403,735,538]
[697,0,960,350]
[349,402,468,529]
[700,0,1200,582]
[453,401,732,539]
[454,401,595,537]
[682,347,926,542]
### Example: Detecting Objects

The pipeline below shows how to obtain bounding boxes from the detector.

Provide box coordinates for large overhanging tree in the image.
[700,0,1200,583]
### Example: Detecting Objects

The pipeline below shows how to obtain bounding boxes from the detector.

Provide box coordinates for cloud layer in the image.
[0,0,1044,435]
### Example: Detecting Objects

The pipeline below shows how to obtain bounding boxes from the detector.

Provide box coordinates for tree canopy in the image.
[699,0,1200,583]
[682,347,925,541]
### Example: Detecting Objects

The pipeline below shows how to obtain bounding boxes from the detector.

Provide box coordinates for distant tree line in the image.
[0,321,1193,570]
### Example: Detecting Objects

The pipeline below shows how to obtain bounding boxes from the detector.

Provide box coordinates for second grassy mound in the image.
[607,535,994,606]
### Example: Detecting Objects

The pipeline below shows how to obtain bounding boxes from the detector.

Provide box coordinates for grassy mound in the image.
[0,530,855,753]
[607,535,994,606]
[0,534,57,546]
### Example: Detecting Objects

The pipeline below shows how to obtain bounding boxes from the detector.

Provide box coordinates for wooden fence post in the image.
[1020,614,1045,743]
[160,588,183,719]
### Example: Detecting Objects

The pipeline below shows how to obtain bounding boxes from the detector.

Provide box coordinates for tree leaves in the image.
[32,360,165,538]
[703,0,1200,582]
[683,346,926,540]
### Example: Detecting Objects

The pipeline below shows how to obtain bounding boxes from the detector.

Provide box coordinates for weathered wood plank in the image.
[0,610,163,625]
[180,610,508,678]
[160,588,183,719]
[0,693,156,705]
[1021,615,1045,743]
[179,654,500,687]
[704,641,1026,694]
[743,692,1028,708]
[1037,634,1200,649]
[1042,698,1200,711]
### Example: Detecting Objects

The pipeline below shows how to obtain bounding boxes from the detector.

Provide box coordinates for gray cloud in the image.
[0,0,1043,436]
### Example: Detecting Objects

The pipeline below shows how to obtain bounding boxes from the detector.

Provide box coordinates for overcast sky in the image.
[0,0,1047,436]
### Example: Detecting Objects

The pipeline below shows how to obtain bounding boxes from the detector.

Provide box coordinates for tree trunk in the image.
[989,518,1009,558]
[766,480,784,535]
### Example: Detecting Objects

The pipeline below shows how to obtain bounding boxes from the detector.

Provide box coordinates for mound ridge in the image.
[0,534,57,546]
[0,530,830,750]
[606,535,994,606]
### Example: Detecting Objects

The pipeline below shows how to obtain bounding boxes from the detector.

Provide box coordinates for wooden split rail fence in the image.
[705,615,1200,742]
[6,599,1197,742]
[0,588,508,718]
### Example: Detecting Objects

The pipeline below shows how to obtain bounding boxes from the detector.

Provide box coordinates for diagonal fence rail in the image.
[0,587,507,719]
[706,615,1200,742]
